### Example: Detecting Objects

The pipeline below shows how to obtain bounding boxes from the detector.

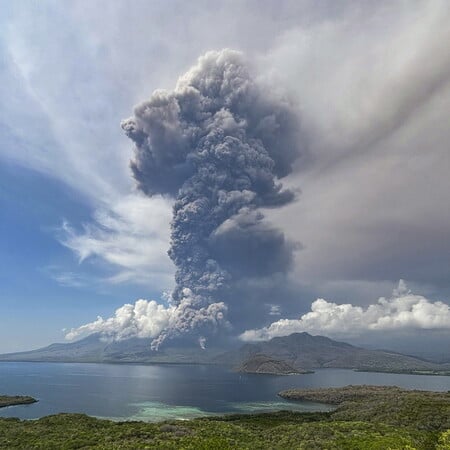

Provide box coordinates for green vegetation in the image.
[0,396,37,408]
[0,413,437,449]
[279,385,450,431]
[0,386,449,449]
[355,369,450,376]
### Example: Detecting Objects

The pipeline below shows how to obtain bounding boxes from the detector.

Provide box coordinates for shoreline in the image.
[1,360,449,377]
[0,386,448,449]
[354,368,450,376]
[0,396,37,409]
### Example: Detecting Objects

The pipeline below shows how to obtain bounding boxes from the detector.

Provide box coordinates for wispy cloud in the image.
[268,304,281,316]
[263,0,450,290]
[46,269,90,288]
[59,193,174,289]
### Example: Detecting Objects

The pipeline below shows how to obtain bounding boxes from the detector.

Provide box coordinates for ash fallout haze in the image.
[1,0,450,358]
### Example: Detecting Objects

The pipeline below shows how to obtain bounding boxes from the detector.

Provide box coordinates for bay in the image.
[1,362,449,422]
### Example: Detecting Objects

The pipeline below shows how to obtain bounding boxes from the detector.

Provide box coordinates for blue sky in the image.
[1,0,449,353]
[0,148,165,351]
[0,0,177,350]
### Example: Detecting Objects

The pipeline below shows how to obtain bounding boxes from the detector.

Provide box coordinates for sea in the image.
[1,362,449,422]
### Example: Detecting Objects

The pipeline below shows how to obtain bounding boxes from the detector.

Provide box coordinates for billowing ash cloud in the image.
[240,280,450,342]
[65,299,174,341]
[121,49,301,347]
[65,295,227,347]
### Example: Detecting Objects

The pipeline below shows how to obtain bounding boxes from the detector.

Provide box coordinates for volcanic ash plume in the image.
[121,49,301,348]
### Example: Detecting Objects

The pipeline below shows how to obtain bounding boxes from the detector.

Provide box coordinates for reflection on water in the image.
[0,362,449,422]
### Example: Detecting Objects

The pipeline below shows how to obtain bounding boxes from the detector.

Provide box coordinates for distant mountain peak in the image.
[0,332,448,375]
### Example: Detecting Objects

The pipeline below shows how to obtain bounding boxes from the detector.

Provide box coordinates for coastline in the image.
[0,386,448,449]
[0,396,37,409]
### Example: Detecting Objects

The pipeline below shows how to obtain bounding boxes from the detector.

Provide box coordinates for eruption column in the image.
[122,50,301,347]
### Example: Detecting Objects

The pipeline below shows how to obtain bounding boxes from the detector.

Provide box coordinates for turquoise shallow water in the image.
[123,400,332,422]
[0,362,449,422]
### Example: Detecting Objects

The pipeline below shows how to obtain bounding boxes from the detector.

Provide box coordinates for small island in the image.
[0,395,37,408]
[354,368,450,376]
[279,384,406,404]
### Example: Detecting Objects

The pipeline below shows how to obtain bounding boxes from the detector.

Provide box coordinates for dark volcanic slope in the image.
[0,334,220,364]
[0,334,105,362]
[235,354,308,375]
[224,332,449,372]
[1,332,448,374]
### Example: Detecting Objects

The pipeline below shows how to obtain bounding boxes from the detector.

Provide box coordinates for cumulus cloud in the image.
[66,289,228,349]
[240,281,450,342]
[65,299,173,341]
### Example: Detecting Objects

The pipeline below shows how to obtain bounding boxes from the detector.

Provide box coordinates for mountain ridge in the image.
[1,332,449,375]
[227,332,450,374]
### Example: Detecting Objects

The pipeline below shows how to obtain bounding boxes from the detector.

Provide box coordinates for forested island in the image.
[0,396,37,408]
[0,386,449,449]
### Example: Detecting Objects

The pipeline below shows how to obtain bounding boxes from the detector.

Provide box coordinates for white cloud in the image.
[268,304,281,316]
[65,289,228,348]
[46,269,90,289]
[240,281,450,342]
[65,299,174,341]
[60,193,173,289]
[1,5,173,287]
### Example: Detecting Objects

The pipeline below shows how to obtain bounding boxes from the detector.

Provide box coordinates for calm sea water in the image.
[1,362,449,422]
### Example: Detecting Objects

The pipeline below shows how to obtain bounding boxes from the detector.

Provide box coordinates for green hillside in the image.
[1,386,449,449]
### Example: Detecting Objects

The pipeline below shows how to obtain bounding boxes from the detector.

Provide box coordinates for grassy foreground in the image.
[0,386,449,449]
